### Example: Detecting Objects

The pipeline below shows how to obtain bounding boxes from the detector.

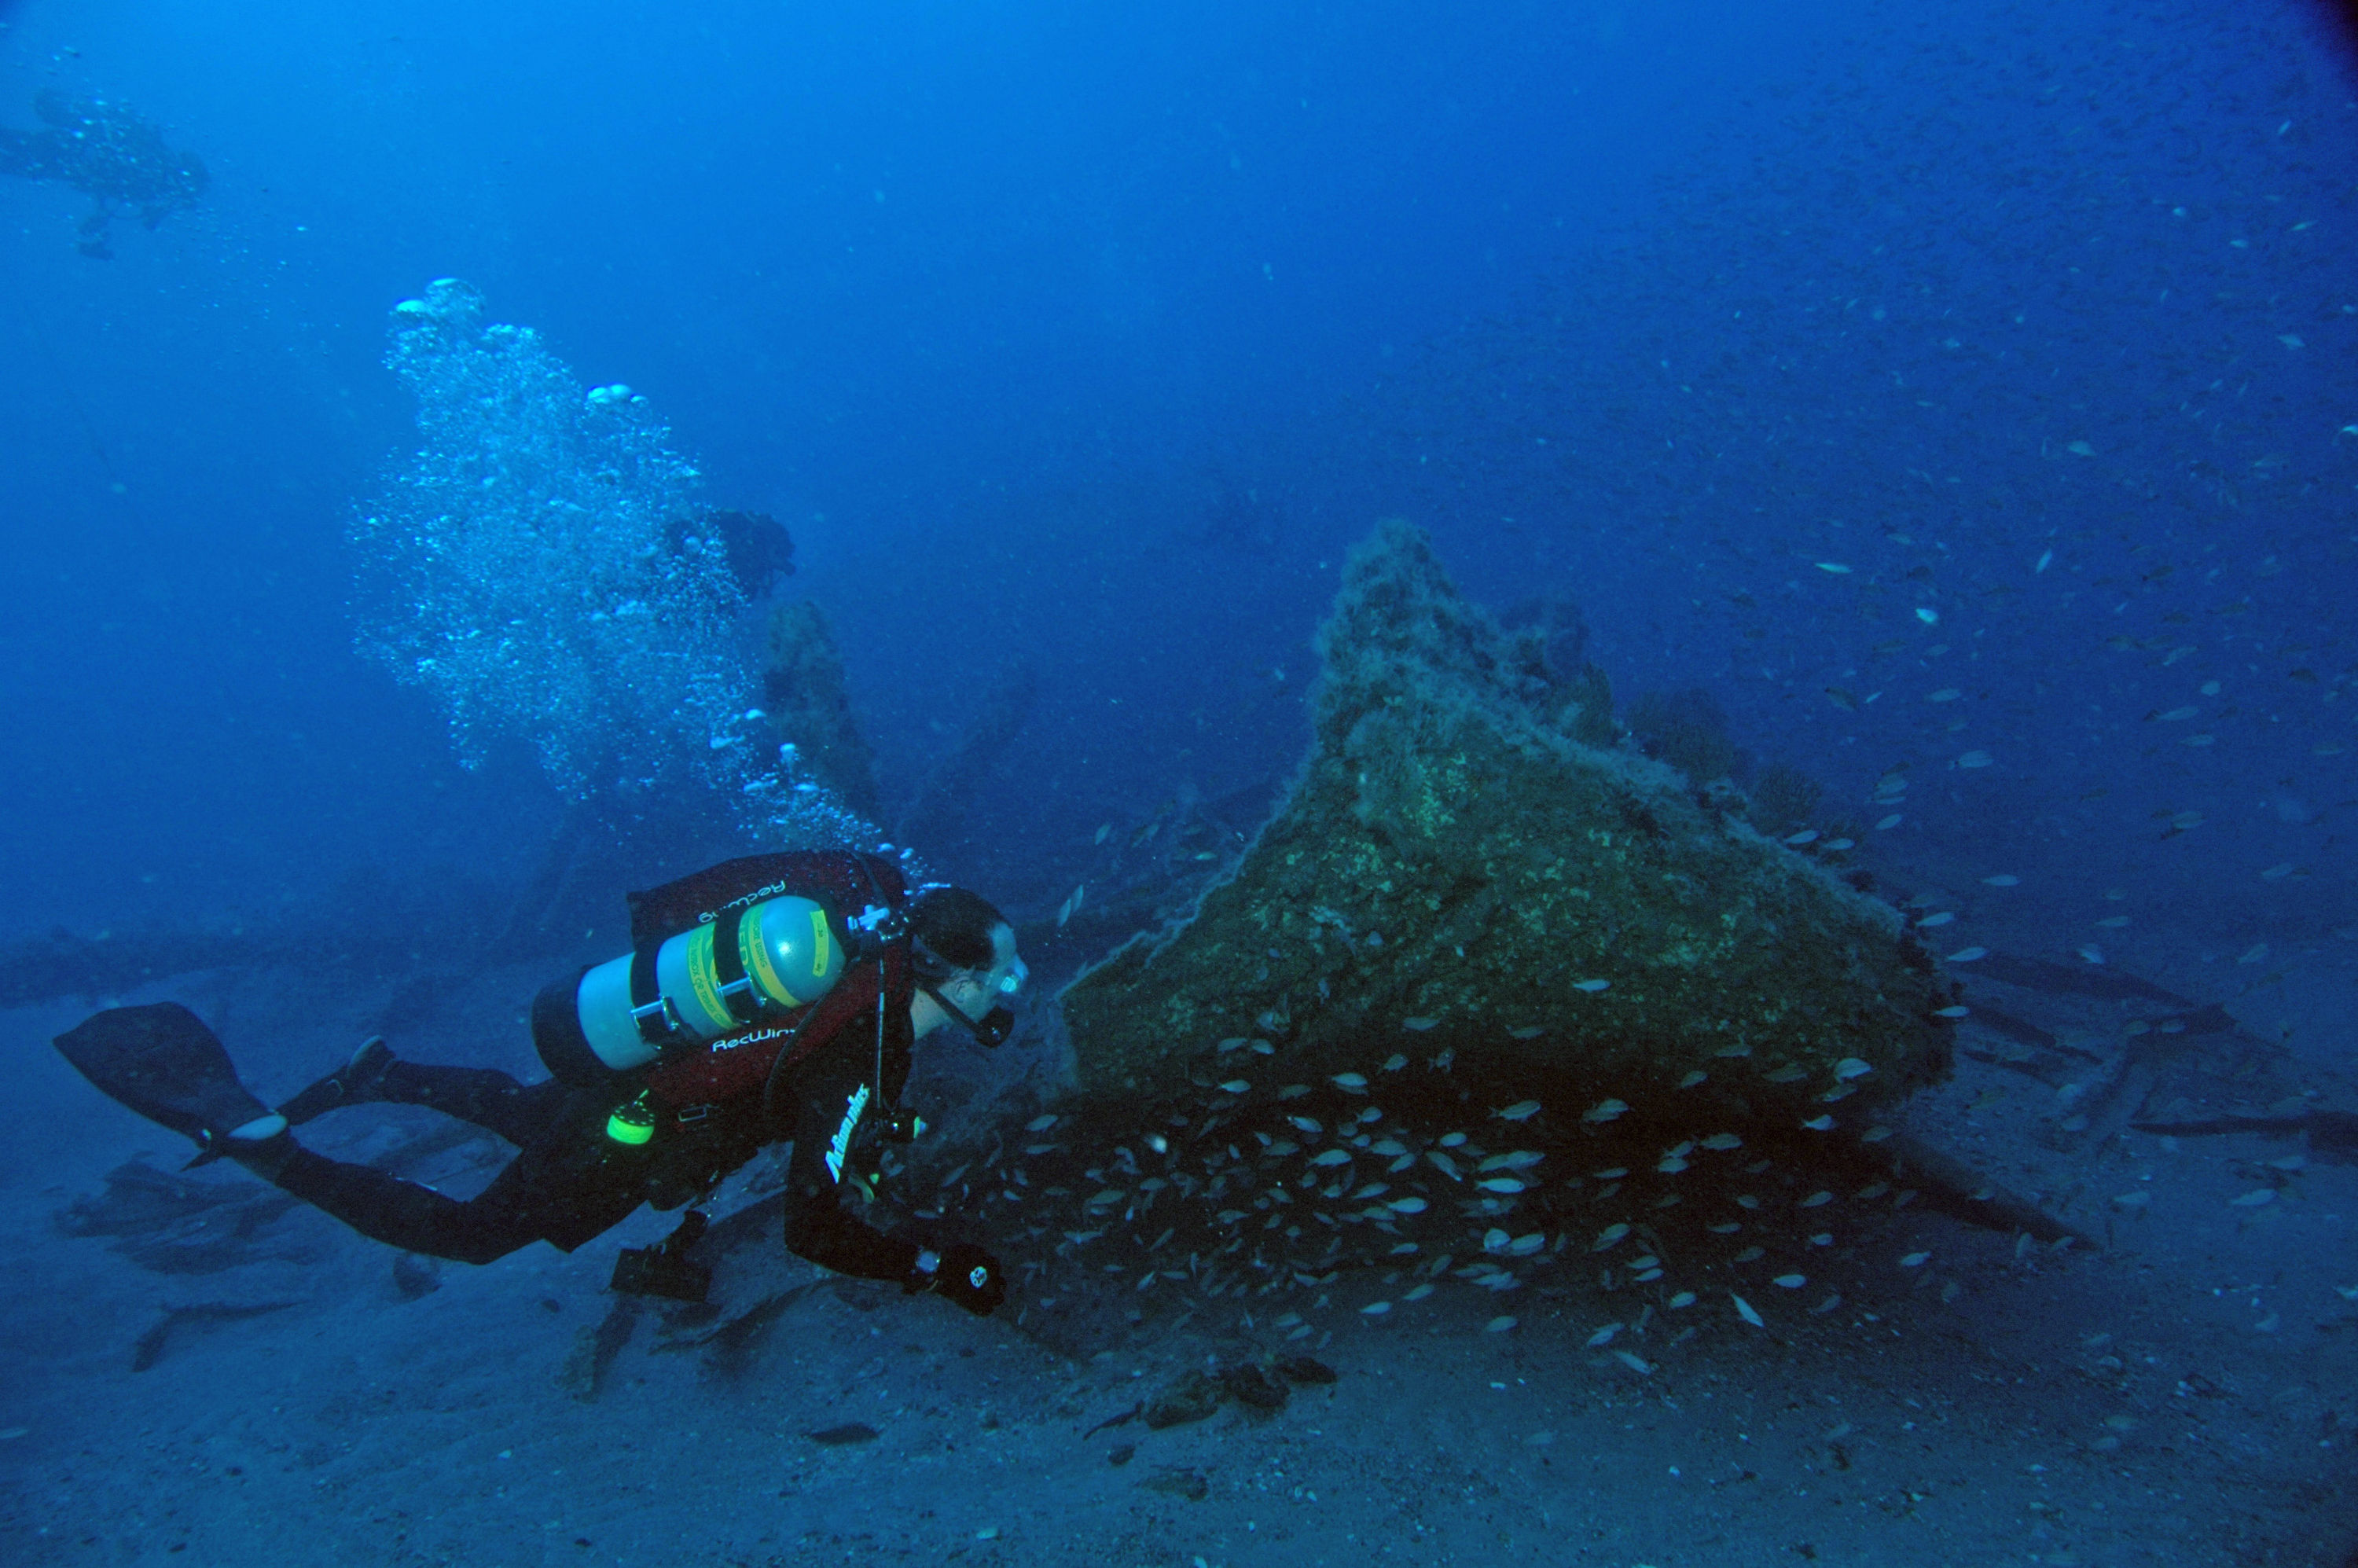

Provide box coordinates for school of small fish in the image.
[899,1036,1984,1368]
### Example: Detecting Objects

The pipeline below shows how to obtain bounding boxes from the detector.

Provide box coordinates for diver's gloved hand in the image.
[918,1242,1006,1316]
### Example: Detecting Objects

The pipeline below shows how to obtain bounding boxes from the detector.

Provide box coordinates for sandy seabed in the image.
[2,947,2352,1568]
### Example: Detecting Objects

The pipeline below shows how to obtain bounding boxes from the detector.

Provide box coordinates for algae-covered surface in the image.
[1062,522,1955,1117]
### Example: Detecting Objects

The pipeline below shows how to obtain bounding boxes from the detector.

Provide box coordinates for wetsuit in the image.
[255,854,931,1283]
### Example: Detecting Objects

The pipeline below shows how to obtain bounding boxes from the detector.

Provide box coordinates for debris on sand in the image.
[804,1423,880,1446]
[1082,1401,1144,1438]
[131,1300,300,1372]
[1141,1466,1210,1501]
[1141,1370,1226,1429]
[559,1296,643,1403]
[1133,1357,1334,1431]
[1218,1362,1291,1412]
[56,1158,301,1276]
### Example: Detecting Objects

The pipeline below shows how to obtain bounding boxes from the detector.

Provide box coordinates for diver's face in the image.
[949,924,1024,1014]
[926,924,1024,1048]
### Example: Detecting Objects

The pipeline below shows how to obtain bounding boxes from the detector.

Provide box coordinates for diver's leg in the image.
[369,1060,573,1148]
[277,1036,395,1125]
[230,1103,644,1265]
[281,1039,571,1148]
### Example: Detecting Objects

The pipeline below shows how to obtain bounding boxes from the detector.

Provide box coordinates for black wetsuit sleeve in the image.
[779,1021,920,1284]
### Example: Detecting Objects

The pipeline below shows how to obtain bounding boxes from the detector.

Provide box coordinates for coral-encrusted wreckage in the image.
[979,522,2094,1353]
[1062,520,1955,1122]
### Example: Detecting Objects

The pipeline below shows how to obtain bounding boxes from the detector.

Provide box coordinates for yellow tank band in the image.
[744,901,803,1010]
[681,924,735,1034]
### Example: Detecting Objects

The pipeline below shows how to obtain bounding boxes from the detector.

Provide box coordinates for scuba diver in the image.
[53,850,1022,1316]
[0,90,209,258]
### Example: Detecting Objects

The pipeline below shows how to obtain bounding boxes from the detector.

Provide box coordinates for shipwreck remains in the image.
[1060,520,1957,1126]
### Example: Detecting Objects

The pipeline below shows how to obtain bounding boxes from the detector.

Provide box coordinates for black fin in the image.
[54,1003,270,1144]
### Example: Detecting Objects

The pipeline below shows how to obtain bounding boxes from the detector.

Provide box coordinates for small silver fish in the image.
[1581,1099,1629,1123]
[1401,1017,1438,1032]
[1573,979,1611,993]
[1507,1024,1546,1041]
[1497,1100,1543,1122]
[1732,1294,1765,1327]
[1381,1054,1409,1072]
[1332,1073,1370,1093]
[1025,1114,1059,1132]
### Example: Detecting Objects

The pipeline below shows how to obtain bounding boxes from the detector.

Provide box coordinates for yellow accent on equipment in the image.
[679,923,736,1037]
[574,894,847,1074]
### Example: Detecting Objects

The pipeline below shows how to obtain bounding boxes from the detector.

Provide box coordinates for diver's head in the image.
[907,886,1025,1047]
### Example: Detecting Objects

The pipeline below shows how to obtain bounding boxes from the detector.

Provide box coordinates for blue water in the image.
[4,2,2354,1562]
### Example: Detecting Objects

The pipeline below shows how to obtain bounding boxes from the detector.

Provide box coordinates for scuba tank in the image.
[555,893,846,1080]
